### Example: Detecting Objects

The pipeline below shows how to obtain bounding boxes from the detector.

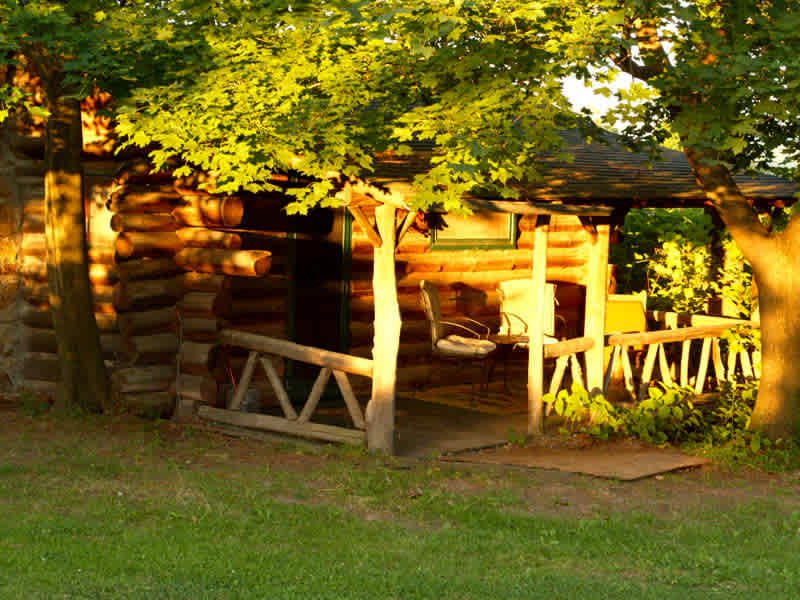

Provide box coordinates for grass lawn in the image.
[1,405,799,599]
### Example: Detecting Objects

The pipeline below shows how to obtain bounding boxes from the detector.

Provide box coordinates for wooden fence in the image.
[603,311,760,399]
[197,328,372,445]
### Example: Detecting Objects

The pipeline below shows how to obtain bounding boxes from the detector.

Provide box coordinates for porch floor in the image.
[395,381,532,458]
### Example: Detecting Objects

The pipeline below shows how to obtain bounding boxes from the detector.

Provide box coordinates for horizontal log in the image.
[117,257,182,282]
[172,195,244,228]
[114,162,175,185]
[19,302,118,331]
[222,275,288,296]
[349,318,432,346]
[198,405,366,446]
[179,340,216,374]
[108,185,181,213]
[110,212,179,233]
[112,276,184,311]
[352,266,586,294]
[180,272,226,293]
[647,311,756,329]
[21,327,123,357]
[118,387,176,417]
[88,247,116,266]
[220,328,373,378]
[177,292,227,318]
[22,198,44,215]
[174,248,272,277]
[118,306,178,337]
[216,320,286,338]
[606,323,756,347]
[21,212,44,234]
[215,295,285,319]
[179,317,220,341]
[115,231,184,259]
[175,227,242,250]
[111,365,176,393]
[20,233,46,257]
[19,257,114,285]
[125,333,180,364]
[176,374,218,405]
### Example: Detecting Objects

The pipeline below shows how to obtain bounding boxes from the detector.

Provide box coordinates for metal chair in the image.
[418,280,497,395]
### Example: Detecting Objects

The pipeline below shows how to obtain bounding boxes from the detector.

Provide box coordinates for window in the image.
[430,212,518,250]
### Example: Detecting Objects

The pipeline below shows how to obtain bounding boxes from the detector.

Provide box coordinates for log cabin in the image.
[1,97,798,453]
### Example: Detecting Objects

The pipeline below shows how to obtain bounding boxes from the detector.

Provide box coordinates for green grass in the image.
[1,410,799,599]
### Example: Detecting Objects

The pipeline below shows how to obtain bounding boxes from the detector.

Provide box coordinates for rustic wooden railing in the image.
[197,329,372,445]
[604,312,760,399]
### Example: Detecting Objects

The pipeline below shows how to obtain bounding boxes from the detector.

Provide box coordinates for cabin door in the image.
[286,208,350,401]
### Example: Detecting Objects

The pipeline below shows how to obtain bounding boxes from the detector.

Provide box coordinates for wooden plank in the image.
[527,214,549,435]
[583,223,610,394]
[657,343,673,388]
[648,310,755,328]
[727,347,737,382]
[260,356,297,420]
[638,343,659,400]
[348,205,382,249]
[220,329,373,378]
[694,338,712,394]
[298,367,332,423]
[680,340,691,388]
[198,405,366,446]
[333,370,366,430]
[711,338,725,385]
[549,355,569,399]
[740,348,754,379]
[487,200,615,216]
[366,203,400,453]
[228,351,258,410]
[620,346,635,397]
[607,324,750,347]
[395,210,416,247]
[603,345,619,395]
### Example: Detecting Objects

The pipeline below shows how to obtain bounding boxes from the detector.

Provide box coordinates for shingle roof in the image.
[369,128,799,206]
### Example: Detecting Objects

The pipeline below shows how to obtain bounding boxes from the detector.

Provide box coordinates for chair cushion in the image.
[436,335,497,357]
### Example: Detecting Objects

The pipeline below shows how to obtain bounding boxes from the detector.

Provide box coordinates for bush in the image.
[610,207,754,317]
[543,381,792,468]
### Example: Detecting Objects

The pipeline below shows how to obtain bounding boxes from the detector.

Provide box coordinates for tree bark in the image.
[684,147,800,439]
[43,91,111,412]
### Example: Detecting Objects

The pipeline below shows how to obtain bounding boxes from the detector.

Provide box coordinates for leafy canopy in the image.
[116,0,612,213]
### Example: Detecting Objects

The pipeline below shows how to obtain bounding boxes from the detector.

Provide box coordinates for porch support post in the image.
[366,203,400,454]
[528,214,550,435]
[583,221,611,395]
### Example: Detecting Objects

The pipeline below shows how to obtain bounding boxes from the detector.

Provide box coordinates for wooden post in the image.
[583,221,610,395]
[527,214,550,435]
[366,203,400,454]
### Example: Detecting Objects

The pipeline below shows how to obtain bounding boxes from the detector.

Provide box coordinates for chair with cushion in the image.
[497,279,559,341]
[419,280,497,394]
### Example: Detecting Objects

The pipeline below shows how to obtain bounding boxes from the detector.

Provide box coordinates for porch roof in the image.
[368,128,800,207]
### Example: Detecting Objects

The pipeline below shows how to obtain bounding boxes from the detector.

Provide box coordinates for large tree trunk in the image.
[685,147,800,439]
[747,245,800,438]
[44,93,111,412]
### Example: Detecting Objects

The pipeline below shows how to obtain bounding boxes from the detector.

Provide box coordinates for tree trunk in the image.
[747,249,800,439]
[44,93,111,412]
[685,147,800,439]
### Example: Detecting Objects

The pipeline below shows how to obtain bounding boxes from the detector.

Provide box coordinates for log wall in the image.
[348,209,591,392]
[172,187,288,416]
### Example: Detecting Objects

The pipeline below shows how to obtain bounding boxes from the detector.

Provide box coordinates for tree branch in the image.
[683,146,774,270]
[609,22,669,82]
